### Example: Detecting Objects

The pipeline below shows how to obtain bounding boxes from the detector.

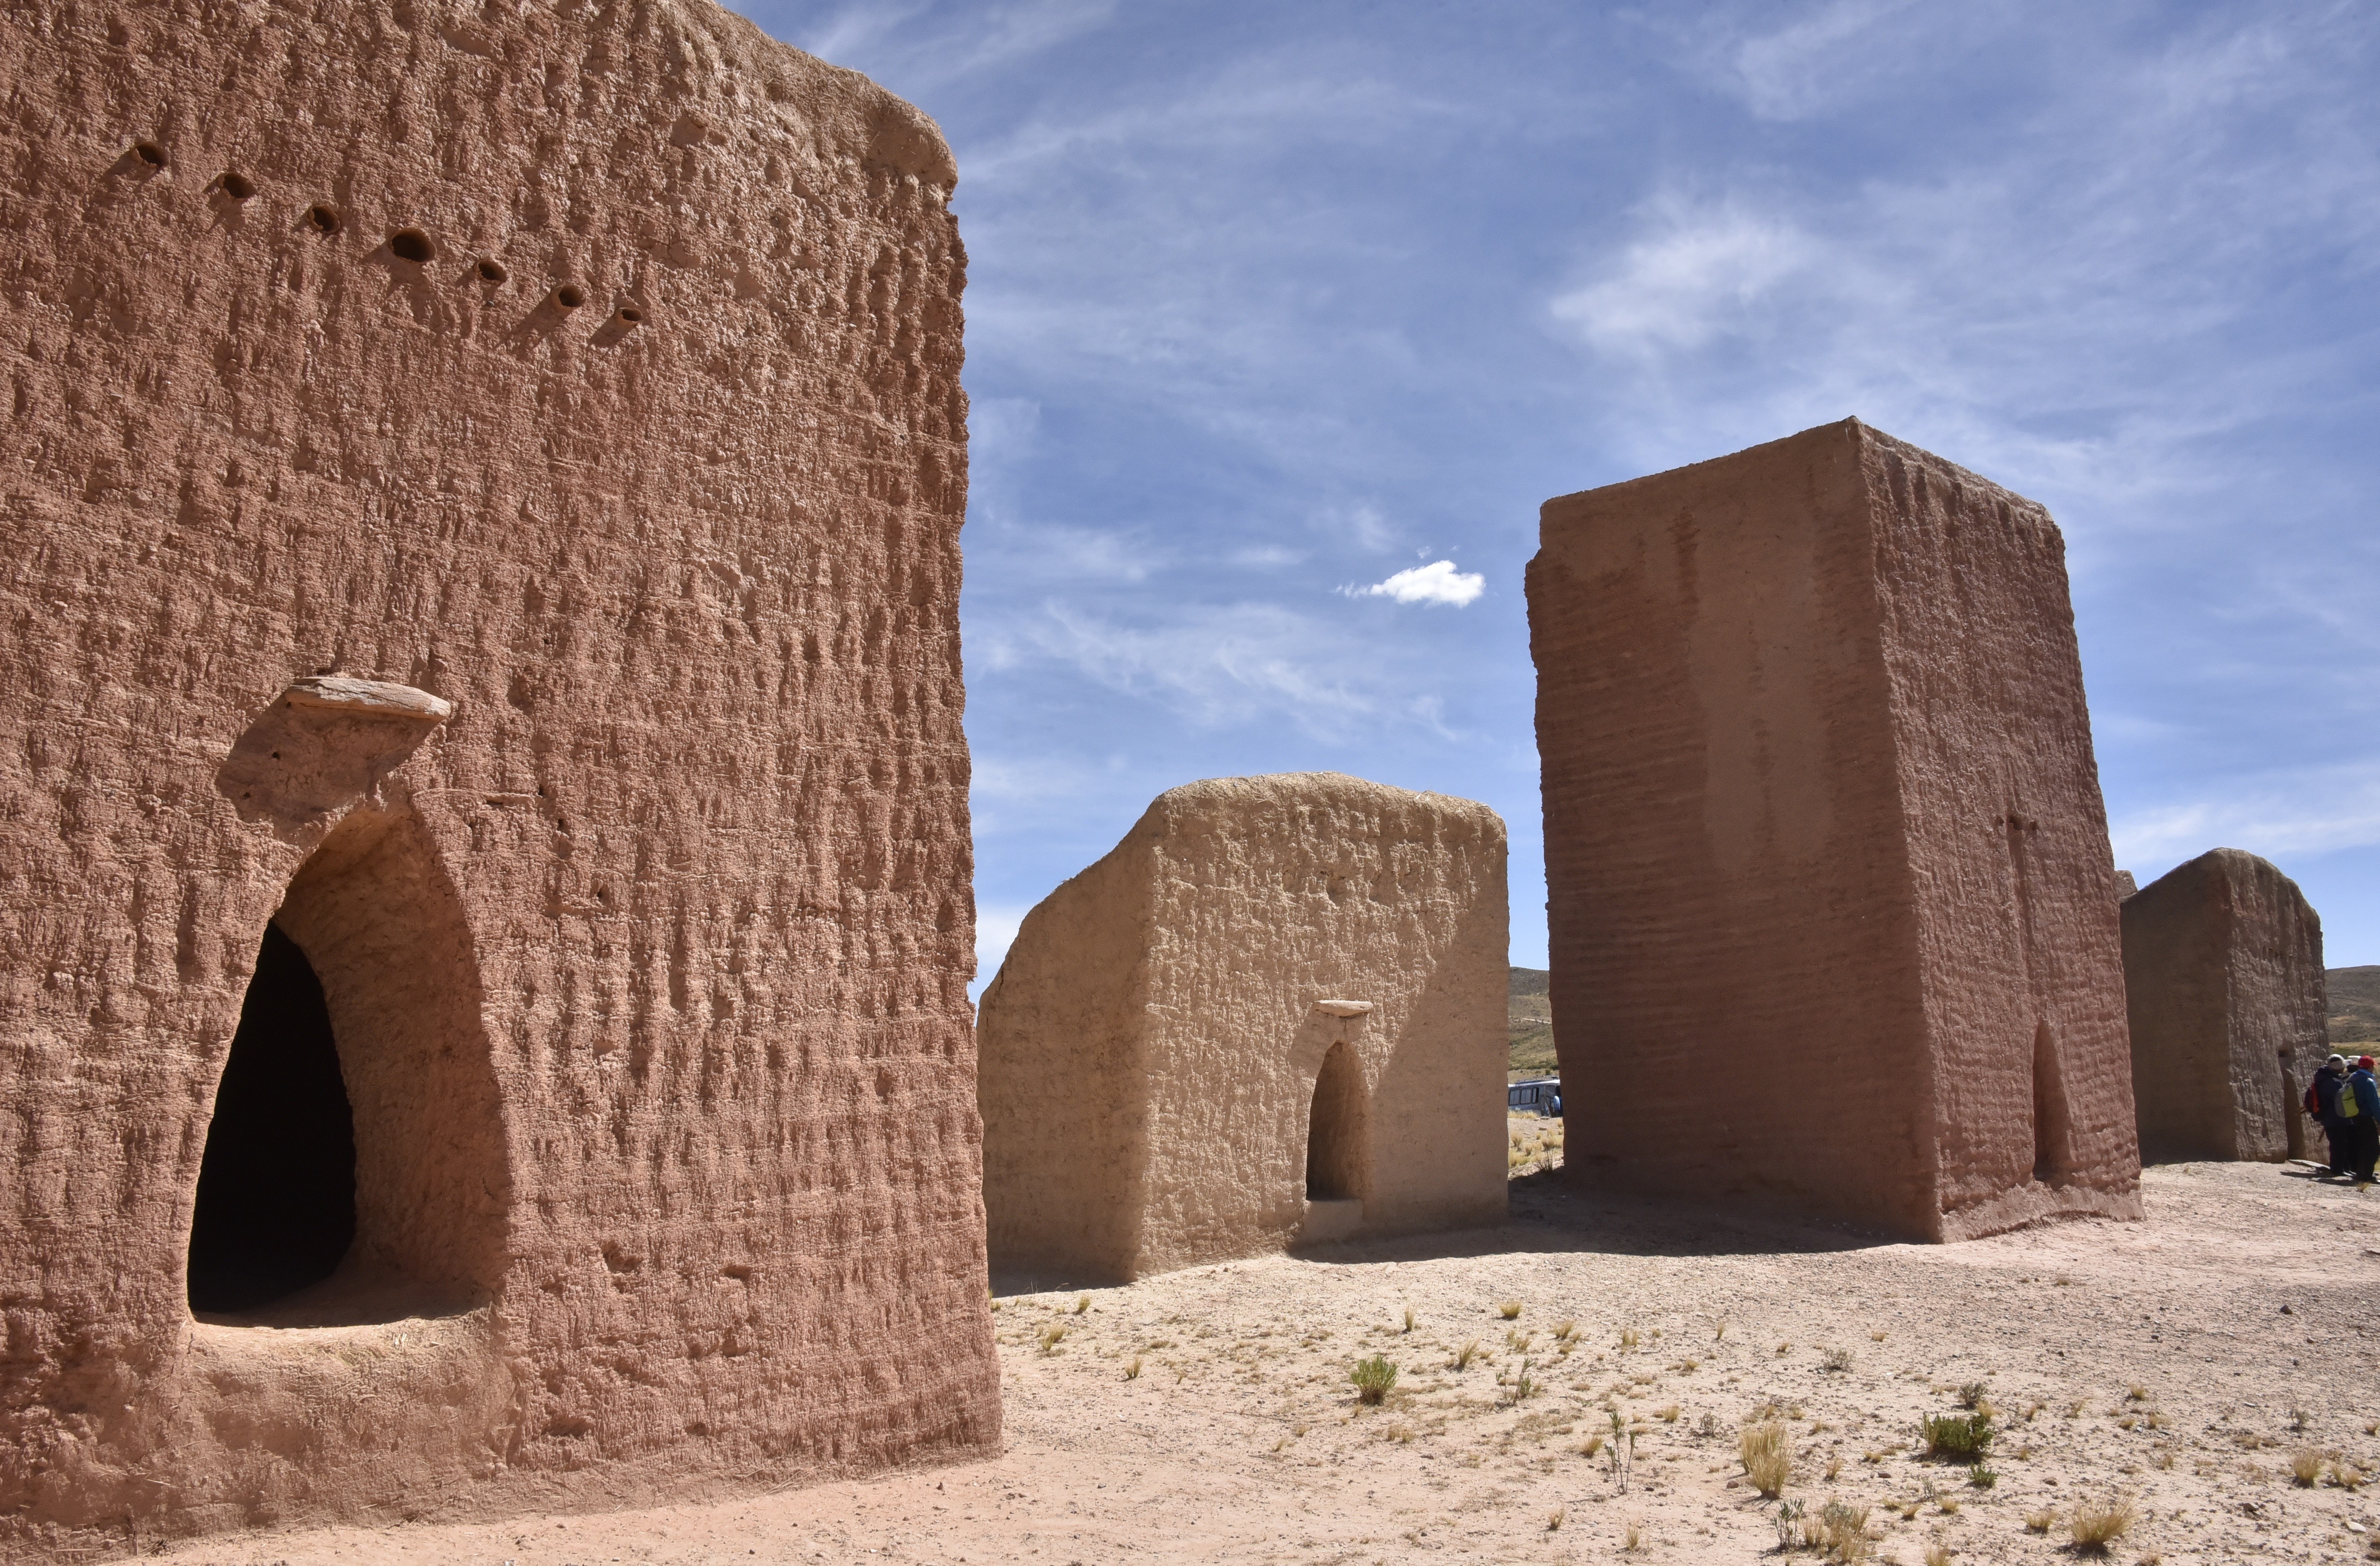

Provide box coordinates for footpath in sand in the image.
[138,1161,2380,1565]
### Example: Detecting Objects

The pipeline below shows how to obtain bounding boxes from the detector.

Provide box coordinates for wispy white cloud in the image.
[2112,762,2380,871]
[1355,560,1486,607]
[976,597,1464,742]
[1549,199,1828,356]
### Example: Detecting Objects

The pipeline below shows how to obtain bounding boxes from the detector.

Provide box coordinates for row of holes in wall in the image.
[134,142,642,323]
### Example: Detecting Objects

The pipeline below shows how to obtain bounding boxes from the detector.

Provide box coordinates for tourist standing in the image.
[2311,1054,2353,1178]
[2350,1056,2380,1184]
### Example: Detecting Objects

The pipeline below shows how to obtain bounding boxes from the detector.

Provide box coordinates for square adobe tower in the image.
[2122,848,2328,1164]
[1527,419,2141,1240]
[978,773,1509,1283]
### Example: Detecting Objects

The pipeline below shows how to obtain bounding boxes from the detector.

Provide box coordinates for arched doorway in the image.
[187,804,510,1323]
[1306,1039,1369,1203]
[187,924,358,1312]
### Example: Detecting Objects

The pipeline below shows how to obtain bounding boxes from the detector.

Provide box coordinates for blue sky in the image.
[740,0,2380,982]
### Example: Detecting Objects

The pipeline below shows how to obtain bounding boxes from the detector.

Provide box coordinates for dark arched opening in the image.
[188,922,358,1313]
[1305,1039,1369,1202]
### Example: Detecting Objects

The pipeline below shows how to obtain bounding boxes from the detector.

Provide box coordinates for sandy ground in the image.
[120,1153,2380,1566]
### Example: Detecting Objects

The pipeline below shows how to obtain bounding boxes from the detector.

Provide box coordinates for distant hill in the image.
[2332,967,2380,1044]
[1509,966,1556,1080]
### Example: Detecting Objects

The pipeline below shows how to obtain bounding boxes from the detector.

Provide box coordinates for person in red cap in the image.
[2349,1056,2380,1184]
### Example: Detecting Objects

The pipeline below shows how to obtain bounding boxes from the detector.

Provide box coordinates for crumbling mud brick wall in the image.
[0,0,994,1550]
[2122,848,2328,1163]
[1528,419,2141,1241]
[978,774,1508,1284]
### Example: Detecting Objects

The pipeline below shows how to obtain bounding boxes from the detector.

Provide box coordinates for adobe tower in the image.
[1528,420,2141,1240]
[0,0,993,1550]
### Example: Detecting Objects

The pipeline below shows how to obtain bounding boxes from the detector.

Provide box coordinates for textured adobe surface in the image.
[1529,419,2141,1240]
[978,774,1509,1283]
[2123,848,2327,1162]
[0,0,993,1552]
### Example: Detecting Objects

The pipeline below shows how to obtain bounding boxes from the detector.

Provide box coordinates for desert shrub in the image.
[1808,1499,1873,1562]
[1771,1500,1804,1550]
[1821,1346,1854,1373]
[1956,1381,1988,1409]
[1966,1464,1997,1490]
[1350,1354,1398,1404]
[2067,1496,2136,1552]
[1919,1410,1994,1462]
[1696,1412,1721,1438]
[1741,1419,1792,1498]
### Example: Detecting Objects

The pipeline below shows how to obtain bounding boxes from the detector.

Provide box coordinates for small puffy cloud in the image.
[1359,559,1485,607]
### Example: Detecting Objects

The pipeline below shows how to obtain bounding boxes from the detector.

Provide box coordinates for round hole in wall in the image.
[304,204,342,236]
[220,171,256,200]
[552,284,585,310]
[615,306,643,324]
[476,258,508,283]
[132,141,166,167]
[389,228,434,264]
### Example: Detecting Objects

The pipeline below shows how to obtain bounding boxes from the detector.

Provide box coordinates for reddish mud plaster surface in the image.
[2123,848,2328,1163]
[1528,419,2140,1241]
[0,0,994,1554]
[979,773,1510,1284]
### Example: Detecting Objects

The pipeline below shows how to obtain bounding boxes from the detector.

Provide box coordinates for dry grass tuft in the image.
[2289,1448,2325,1486]
[1824,1454,1843,1480]
[1350,1354,1398,1405]
[1401,1305,1416,1333]
[1656,1404,1680,1423]
[1806,1498,1873,1562]
[2024,1508,2057,1533]
[1453,1338,1481,1370]
[1622,1519,1644,1552]
[1924,1545,1953,1566]
[1497,1300,1523,1320]
[1581,1432,1605,1458]
[1123,1355,1141,1380]
[2332,1456,2366,1490]
[1741,1419,1792,1498]
[1619,1325,1641,1349]
[2067,1496,2137,1552]
[1545,1506,1565,1532]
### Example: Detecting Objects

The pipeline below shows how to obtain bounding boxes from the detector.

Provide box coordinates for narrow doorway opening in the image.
[1306,1039,1368,1202]
[2030,1022,2069,1185]
[184,804,510,1325]
[2279,1050,2306,1160]
[187,923,358,1313]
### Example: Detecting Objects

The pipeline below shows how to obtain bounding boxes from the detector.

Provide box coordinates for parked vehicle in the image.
[1507,1076,1561,1117]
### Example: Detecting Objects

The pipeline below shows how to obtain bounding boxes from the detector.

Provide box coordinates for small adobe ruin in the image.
[1528,419,2141,1240]
[2122,848,2328,1163]
[0,0,992,1550]
[977,773,1509,1282]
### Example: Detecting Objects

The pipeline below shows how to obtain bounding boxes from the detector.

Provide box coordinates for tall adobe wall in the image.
[0,0,993,1550]
[980,773,1509,1284]
[2123,848,2327,1163]
[1529,420,2141,1241]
